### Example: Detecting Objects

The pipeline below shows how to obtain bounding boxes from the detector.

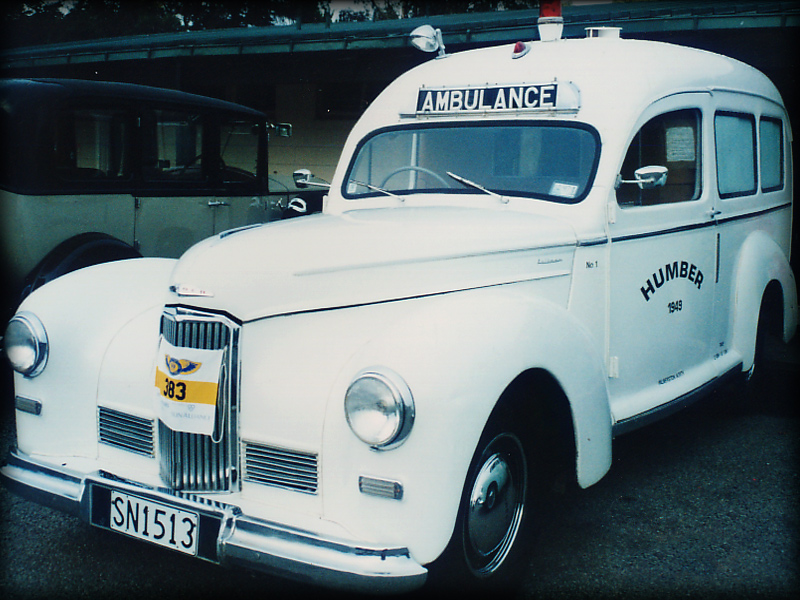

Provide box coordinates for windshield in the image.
[344,121,600,203]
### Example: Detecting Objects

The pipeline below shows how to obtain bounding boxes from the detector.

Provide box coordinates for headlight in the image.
[4,312,49,377]
[344,368,414,449]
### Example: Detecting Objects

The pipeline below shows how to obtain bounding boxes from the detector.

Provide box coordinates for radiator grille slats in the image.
[161,317,229,351]
[158,421,234,491]
[158,310,237,492]
[98,407,154,457]
[244,442,318,494]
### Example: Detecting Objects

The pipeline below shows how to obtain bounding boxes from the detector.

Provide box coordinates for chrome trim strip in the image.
[0,449,427,593]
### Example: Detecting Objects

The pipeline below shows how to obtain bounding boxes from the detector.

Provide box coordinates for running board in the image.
[612,364,743,437]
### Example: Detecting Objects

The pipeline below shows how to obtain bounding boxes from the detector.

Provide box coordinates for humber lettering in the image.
[3,10,796,597]
[640,260,705,301]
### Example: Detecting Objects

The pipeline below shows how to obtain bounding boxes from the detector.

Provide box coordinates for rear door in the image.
[134,107,215,257]
[34,104,136,263]
[709,95,793,374]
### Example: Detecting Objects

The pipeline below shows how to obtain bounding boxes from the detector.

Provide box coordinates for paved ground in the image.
[1,341,797,600]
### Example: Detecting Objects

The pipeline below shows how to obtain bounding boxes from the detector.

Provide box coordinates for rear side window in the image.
[53,108,132,181]
[715,112,757,198]
[617,109,702,207]
[759,116,784,192]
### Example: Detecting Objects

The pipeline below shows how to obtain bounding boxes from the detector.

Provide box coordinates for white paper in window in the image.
[666,126,695,162]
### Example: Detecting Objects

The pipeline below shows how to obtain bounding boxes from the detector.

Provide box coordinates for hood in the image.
[168,206,577,322]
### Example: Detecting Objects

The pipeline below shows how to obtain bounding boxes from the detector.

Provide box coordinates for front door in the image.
[607,101,719,424]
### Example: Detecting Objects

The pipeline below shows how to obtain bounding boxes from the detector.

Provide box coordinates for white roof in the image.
[348,36,782,140]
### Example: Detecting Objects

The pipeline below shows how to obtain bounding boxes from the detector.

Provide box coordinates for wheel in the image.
[462,431,528,577]
[379,165,451,189]
[745,284,782,399]
[429,405,544,592]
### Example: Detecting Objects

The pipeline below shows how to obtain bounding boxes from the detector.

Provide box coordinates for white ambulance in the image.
[2,13,797,594]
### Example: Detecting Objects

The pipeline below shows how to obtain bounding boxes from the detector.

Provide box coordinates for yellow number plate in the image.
[155,368,219,406]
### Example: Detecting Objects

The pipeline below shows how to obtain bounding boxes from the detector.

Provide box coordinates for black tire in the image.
[428,403,545,593]
[746,284,782,393]
[20,233,141,301]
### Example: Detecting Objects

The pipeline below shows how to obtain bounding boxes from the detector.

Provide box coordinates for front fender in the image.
[11,258,176,458]
[731,231,798,370]
[320,284,612,565]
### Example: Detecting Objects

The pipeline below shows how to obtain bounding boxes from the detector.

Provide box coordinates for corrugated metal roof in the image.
[2,1,798,70]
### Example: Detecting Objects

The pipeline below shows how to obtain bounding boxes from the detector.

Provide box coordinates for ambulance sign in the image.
[415,82,578,115]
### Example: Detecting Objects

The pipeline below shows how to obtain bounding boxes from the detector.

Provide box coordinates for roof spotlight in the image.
[409,25,446,58]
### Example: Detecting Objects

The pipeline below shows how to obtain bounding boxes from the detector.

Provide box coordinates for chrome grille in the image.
[244,442,318,494]
[159,421,234,490]
[98,407,154,457]
[158,309,239,492]
[160,315,229,350]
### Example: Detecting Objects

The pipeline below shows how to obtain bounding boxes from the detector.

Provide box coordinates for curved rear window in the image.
[343,121,600,204]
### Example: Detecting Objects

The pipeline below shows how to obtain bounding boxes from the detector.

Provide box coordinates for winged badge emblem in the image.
[165,355,202,377]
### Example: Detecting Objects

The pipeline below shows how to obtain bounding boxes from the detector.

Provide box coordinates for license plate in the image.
[109,490,199,555]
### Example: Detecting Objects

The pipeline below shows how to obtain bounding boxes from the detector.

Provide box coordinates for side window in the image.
[219,119,261,182]
[53,108,131,181]
[142,110,204,181]
[617,109,701,207]
[715,112,757,198]
[759,116,784,192]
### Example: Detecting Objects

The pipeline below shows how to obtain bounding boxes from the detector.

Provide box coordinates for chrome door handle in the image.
[208,200,230,207]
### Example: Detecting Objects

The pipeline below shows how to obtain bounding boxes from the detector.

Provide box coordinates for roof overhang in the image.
[2,1,798,71]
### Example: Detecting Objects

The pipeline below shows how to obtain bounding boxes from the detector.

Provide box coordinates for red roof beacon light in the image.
[538,0,563,42]
[512,40,531,59]
[540,0,562,17]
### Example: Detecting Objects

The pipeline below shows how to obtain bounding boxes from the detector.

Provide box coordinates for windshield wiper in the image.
[446,171,508,203]
[349,179,405,201]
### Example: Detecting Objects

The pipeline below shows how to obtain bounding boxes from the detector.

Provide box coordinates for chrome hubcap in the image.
[464,433,526,576]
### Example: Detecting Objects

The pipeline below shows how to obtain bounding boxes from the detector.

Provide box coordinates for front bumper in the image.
[0,448,427,594]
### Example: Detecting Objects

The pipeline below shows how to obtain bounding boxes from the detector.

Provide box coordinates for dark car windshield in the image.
[343,121,600,203]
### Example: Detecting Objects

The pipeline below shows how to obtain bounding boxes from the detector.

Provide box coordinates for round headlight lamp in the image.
[344,368,414,449]
[4,312,49,377]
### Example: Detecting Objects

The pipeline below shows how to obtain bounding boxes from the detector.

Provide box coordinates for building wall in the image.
[270,83,354,187]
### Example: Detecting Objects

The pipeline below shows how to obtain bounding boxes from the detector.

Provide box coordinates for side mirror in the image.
[292,169,331,189]
[634,165,668,188]
[616,165,668,189]
[293,168,312,188]
[272,122,292,138]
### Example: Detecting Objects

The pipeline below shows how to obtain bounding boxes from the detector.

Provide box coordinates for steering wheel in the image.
[379,166,451,189]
